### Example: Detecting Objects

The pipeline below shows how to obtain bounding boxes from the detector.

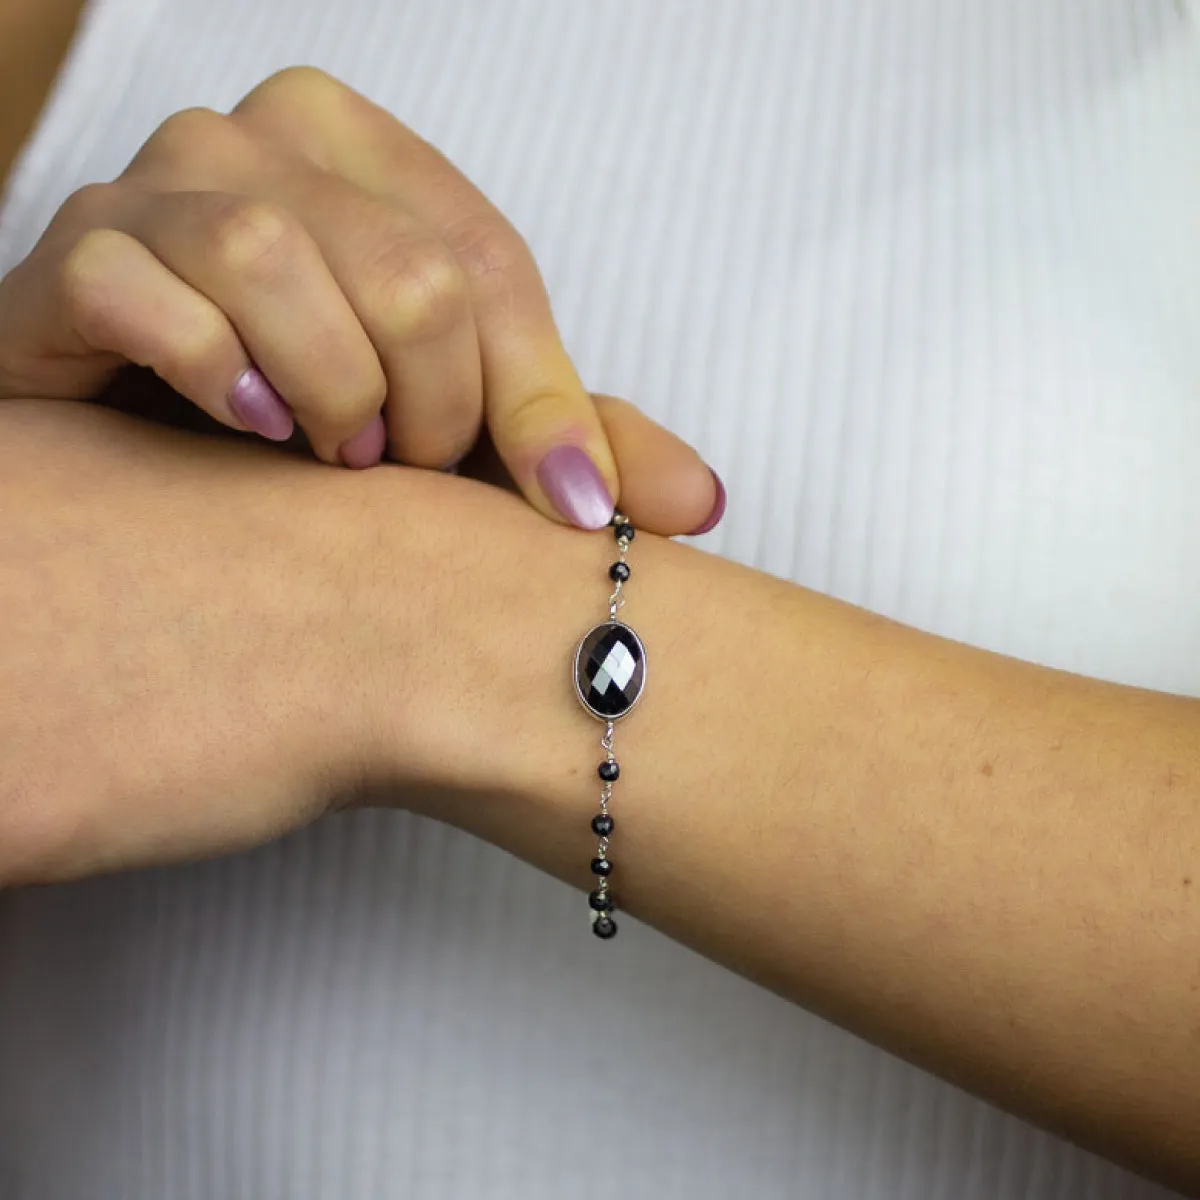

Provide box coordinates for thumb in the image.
[470,389,726,538]
[484,350,621,529]
[590,395,726,537]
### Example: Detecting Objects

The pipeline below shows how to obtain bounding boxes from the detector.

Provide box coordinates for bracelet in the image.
[572,512,646,940]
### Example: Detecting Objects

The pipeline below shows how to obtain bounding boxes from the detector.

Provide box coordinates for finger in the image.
[121,190,387,465]
[591,396,726,537]
[458,395,728,539]
[45,227,295,439]
[285,176,484,469]
[234,69,620,524]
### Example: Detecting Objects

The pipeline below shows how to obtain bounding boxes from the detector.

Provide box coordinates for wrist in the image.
[353,466,601,799]
[358,467,758,904]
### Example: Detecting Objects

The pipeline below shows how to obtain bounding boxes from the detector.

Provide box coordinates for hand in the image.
[0,67,723,533]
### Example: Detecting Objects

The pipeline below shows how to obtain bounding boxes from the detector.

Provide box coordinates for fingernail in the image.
[687,468,727,536]
[339,413,387,469]
[536,445,615,530]
[228,368,294,442]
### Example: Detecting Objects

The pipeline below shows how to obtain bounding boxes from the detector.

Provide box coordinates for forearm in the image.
[373,470,1200,1191]
[3,400,1195,1187]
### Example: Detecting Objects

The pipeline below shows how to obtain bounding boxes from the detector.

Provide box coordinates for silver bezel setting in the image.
[573,620,647,722]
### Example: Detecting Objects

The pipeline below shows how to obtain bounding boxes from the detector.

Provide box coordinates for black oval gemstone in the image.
[591,857,612,876]
[598,760,620,783]
[574,622,646,720]
[608,560,631,583]
[592,915,618,939]
[591,813,614,836]
[588,888,613,912]
[614,522,635,544]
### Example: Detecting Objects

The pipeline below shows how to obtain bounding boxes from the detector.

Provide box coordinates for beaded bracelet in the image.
[572,512,646,940]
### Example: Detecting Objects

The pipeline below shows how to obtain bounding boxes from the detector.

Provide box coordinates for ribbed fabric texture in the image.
[1,2,1198,1197]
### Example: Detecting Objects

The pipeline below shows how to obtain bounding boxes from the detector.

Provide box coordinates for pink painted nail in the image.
[339,413,387,469]
[536,445,615,529]
[228,368,294,442]
[687,468,727,536]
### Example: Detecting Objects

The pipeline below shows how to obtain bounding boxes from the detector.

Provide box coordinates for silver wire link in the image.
[598,726,615,820]
[589,521,634,932]
[608,515,632,619]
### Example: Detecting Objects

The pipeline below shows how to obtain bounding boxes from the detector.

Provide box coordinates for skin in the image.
[2,14,1196,1195]
[0,402,1196,1195]
[1,45,719,535]
[0,63,721,528]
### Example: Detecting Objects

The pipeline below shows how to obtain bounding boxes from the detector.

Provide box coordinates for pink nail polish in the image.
[228,368,294,442]
[687,468,727,536]
[339,414,387,469]
[536,445,615,529]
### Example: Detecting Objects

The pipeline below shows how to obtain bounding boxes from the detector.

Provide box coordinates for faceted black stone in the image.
[598,760,620,783]
[591,857,613,877]
[608,560,631,583]
[614,522,635,544]
[591,813,614,836]
[588,888,613,912]
[575,622,646,720]
[592,915,618,939]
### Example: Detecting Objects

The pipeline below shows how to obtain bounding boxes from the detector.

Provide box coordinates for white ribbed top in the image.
[1,2,1198,1197]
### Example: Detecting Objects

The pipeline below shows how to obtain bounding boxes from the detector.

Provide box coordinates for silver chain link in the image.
[607,529,631,619]
[592,514,632,910]
[594,719,617,896]
[585,513,633,926]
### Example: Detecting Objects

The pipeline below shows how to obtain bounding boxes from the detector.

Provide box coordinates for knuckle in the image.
[502,386,576,437]
[208,198,295,282]
[240,65,340,112]
[232,68,350,168]
[446,215,529,297]
[140,106,231,166]
[59,228,127,330]
[371,238,468,345]
[54,182,120,230]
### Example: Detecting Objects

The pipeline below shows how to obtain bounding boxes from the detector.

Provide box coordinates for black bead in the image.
[591,812,614,836]
[588,888,613,912]
[608,560,631,583]
[591,856,613,877]
[597,760,620,783]
[614,522,636,544]
[592,915,618,939]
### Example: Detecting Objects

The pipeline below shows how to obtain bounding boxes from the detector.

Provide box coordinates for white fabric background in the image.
[1,2,1198,1196]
